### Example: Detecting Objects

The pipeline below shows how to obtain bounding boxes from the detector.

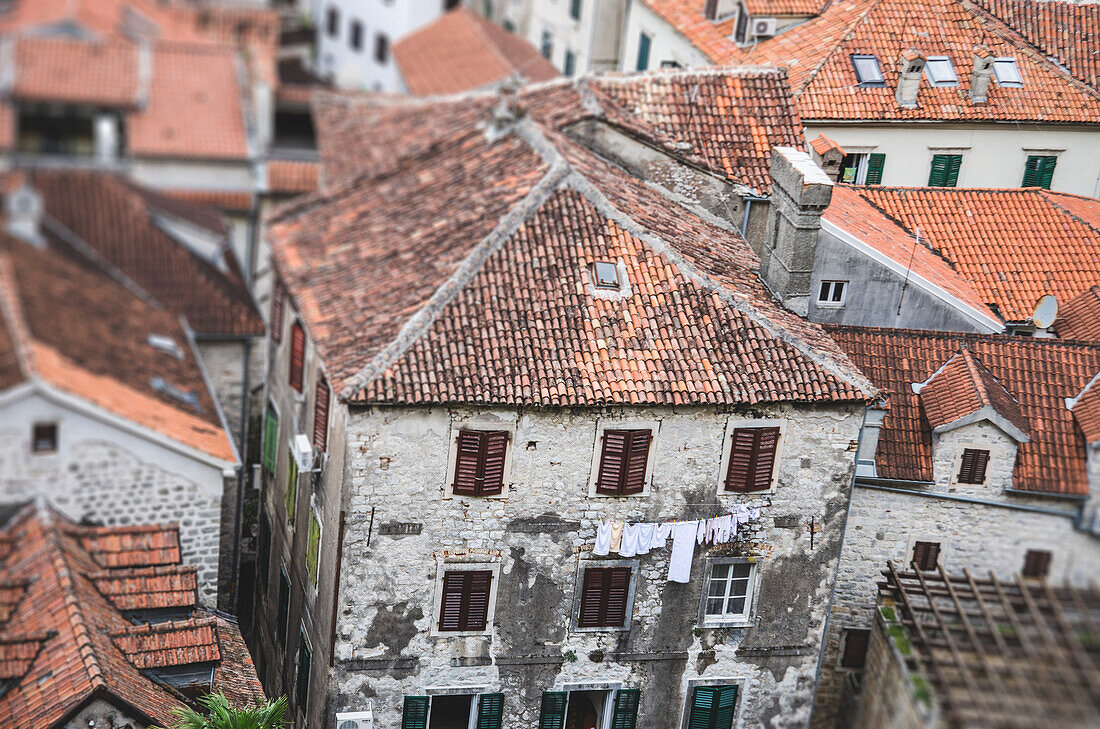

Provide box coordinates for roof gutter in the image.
[855,478,1081,520]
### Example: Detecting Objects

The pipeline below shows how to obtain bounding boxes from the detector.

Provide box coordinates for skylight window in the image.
[925,56,957,86]
[993,58,1023,87]
[147,333,182,360]
[151,377,201,411]
[851,55,884,86]
[593,261,620,290]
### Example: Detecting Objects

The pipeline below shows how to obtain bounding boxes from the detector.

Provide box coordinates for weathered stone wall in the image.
[0,428,224,605]
[850,614,932,729]
[812,420,1100,729]
[62,697,150,729]
[196,338,265,450]
[328,401,864,729]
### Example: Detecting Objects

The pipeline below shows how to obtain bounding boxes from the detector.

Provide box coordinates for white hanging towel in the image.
[619,523,641,557]
[593,521,612,556]
[655,522,673,546]
[635,523,659,554]
[668,521,699,583]
[715,514,734,543]
[696,520,707,545]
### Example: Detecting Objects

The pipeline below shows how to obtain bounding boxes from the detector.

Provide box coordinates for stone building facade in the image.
[812,329,1100,729]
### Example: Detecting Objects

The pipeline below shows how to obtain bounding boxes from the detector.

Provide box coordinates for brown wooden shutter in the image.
[622,431,651,495]
[313,378,330,453]
[438,570,493,632]
[958,448,990,484]
[578,566,631,628]
[912,541,940,571]
[596,430,629,495]
[840,629,871,669]
[289,322,305,392]
[451,430,508,496]
[725,427,780,492]
[270,279,285,343]
[1022,549,1051,578]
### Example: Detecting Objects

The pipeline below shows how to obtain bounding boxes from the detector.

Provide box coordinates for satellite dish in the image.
[1032,294,1058,329]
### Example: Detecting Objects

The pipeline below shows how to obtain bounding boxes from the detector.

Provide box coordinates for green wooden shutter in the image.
[636,33,651,71]
[865,153,886,185]
[285,458,298,523]
[538,692,568,729]
[1039,156,1057,189]
[929,154,961,186]
[263,406,278,473]
[687,686,717,729]
[401,696,430,729]
[306,509,321,586]
[1022,155,1041,187]
[611,688,640,729]
[713,685,738,729]
[476,693,505,729]
[945,154,961,186]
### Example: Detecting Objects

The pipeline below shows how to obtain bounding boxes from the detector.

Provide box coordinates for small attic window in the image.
[151,377,201,411]
[147,333,182,360]
[925,56,957,86]
[851,55,885,86]
[993,58,1023,87]
[593,261,620,290]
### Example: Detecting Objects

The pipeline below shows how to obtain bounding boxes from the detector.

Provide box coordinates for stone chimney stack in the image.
[895,49,925,108]
[970,47,995,103]
[759,147,833,316]
[4,183,44,248]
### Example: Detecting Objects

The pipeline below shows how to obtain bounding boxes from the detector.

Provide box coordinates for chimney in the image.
[809,134,846,182]
[970,46,994,103]
[895,49,925,108]
[759,147,833,316]
[4,183,44,248]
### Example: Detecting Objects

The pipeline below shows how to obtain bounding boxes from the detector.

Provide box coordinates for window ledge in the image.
[570,625,631,634]
[699,618,753,629]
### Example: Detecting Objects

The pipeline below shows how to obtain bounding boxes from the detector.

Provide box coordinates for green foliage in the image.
[879,606,896,622]
[910,674,932,707]
[887,624,911,655]
[152,692,288,729]
[562,649,577,663]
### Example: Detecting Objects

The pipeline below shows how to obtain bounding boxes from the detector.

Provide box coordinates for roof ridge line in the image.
[789,0,882,97]
[1038,189,1100,240]
[44,524,106,691]
[0,253,36,380]
[960,347,993,405]
[340,121,571,400]
[559,166,877,398]
[852,189,959,268]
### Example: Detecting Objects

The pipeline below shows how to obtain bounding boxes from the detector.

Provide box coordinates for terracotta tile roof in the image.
[914,348,1028,437]
[272,87,874,407]
[0,582,28,626]
[972,0,1100,92]
[849,187,1100,323]
[1057,286,1100,342]
[11,37,139,107]
[394,7,559,95]
[828,326,1100,495]
[267,159,320,196]
[587,67,805,194]
[744,0,826,14]
[821,187,997,327]
[0,236,236,463]
[77,524,182,569]
[744,0,1100,122]
[0,507,262,728]
[638,0,745,63]
[810,133,843,155]
[161,188,254,212]
[90,564,198,611]
[112,616,220,669]
[13,170,262,337]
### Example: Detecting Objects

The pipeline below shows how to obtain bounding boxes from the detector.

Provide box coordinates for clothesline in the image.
[591,506,761,584]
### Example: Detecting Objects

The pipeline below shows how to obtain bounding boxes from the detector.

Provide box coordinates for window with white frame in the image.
[817,280,847,306]
[701,560,755,625]
[925,56,958,86]
[993,58,1023,87]
[851,54,884,86]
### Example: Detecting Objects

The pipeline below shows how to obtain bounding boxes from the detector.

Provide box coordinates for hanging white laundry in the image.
[668,521,699,583]
[734,504,750,525]
[609,522,624,552]
[636,523,659,554]
[748,506,760,521]
[618,523,641,557]
[715,514,733,543]
[655,522,673,545]
[593,521,612,556]
[706,517,721,543]
[696,520,707,544]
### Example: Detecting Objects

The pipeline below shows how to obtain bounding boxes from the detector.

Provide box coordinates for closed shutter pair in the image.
[289,321,305,392]
[596,429,652,495]
[957,448,989,484]
[577,566,631,628]
[538,689,641,729]
[401,694,504,729]
[724,427,780,492]
[438,570,493,632]
[928,154,962,187]
[452,430,509,496]
[687,685,738,729]
[912,541,940,571]
[1022,155,1057,189]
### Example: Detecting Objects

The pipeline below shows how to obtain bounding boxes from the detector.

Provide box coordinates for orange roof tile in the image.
[12,37,139,107]
[394,7,558,95]
[822,187,996,325]
[972,0,1100,92]
[273,85,874,406]
[0,507,263,728]
[90,565,198,611]
[745,0,1100,122]
[161,188,254,212]
[745,0,826,14]
[915,348,1028,437]
[0,237,236,463]
[639,0,746,63]
[1057,286,1100,342]
[78,524,182,570]
[850,187,1100,323]
[810,133,844,156]
[267,159,320,196]
[829,327,1100,495]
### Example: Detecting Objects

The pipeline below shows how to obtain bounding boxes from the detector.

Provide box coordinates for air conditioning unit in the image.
[336,705,374,729]
[292,433,314,472]
[753,17,778,37]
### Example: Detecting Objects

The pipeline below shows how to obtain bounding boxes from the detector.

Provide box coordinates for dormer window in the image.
[957,448,990,484]
[993,58,1023,87]
[925,56,957,86]
[851,55,885,86]
[593,261,620,290]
